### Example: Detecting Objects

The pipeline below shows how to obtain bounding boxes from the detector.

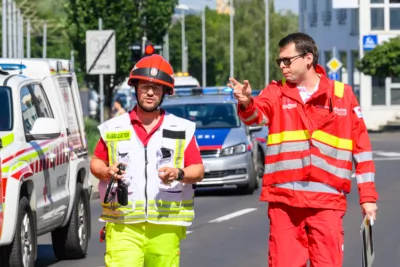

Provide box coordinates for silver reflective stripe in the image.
[274,181,342,194]
[242,109,258,122]
[312,140,352,161]
[356,172,375,184]
[241,108,269,126]
[311,155,352,180]
[353,152,373,163]
[265,156,311,174]
[267,141,310,156]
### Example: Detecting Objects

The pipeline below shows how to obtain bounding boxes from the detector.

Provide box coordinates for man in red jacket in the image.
[229,32,378,267]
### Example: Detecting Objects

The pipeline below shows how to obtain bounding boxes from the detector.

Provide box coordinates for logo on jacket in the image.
[282,103,297,109]
[353,106,363,118]
[333,107,347,116]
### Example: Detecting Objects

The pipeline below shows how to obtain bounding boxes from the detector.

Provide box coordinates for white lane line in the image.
[186,230,193,234]
[374,157,400,161]
[208,208,257,223]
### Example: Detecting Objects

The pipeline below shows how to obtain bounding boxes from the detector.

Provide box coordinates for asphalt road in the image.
[35,132,400,267]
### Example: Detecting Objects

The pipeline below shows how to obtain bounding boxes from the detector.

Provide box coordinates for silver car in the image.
[162,88,267,194]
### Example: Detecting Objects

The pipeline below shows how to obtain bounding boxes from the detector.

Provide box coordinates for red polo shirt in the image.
[94,107,203,167]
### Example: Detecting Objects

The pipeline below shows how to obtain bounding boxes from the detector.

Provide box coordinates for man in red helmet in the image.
[229,33,378,266]
[90,54,204,267]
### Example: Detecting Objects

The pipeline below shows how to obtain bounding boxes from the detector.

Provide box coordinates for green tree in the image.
[167,0,298,89]
[356,37,400,78]
[65,0,177,109]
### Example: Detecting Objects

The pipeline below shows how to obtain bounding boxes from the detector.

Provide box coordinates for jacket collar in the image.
[281,64,332,103]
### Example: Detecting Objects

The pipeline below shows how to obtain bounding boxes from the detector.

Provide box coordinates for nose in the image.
[279,61,286,69]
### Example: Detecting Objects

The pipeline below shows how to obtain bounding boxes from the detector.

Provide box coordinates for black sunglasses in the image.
[275,53,307,67]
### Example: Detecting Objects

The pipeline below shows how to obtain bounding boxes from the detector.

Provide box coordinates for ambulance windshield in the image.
[163,103,240,129]
[0,86,12,131]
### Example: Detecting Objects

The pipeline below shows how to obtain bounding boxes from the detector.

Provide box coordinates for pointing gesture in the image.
[228,78,252,108]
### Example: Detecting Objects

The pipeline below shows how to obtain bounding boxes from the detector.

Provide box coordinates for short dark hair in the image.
[278,32,319,67]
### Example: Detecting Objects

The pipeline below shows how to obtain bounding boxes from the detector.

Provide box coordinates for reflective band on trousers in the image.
[356,172,375,184]
[273,181,343,195]
[240,108,269,126]
[312,140,352,162]
[265,156,311,174]
[353,152,373,163]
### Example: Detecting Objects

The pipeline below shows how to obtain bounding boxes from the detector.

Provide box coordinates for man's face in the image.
[137,80,165,111]
[277,43,312,83]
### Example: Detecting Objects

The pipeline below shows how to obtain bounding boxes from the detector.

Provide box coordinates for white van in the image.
[0,58,92,267]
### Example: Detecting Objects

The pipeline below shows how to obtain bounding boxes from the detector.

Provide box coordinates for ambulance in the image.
[0,58,91,266]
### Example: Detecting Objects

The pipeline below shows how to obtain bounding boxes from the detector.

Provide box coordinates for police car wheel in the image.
[51,183,90,260]
[237,169,257,195]
[8,196,37,267]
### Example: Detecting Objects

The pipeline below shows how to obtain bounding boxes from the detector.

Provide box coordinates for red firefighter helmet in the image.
[128,54,174,95]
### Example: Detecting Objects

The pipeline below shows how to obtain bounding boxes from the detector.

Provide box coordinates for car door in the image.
[19,83,67,230]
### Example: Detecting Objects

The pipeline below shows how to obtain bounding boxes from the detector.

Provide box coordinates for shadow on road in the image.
[35,244,58,267]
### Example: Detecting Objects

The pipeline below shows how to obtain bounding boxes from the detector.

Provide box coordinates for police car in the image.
[0,59,91,266]
[162,87,268,194]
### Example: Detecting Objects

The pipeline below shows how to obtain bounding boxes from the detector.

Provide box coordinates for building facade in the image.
[299,0,400,130]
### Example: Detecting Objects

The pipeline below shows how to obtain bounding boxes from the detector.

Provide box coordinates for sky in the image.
[179,0,299,14]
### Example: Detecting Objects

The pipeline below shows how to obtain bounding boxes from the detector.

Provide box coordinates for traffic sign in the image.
[363,35,378,51]
[326,57,342,73]
[86,30,116,75]
[329,72,339,81]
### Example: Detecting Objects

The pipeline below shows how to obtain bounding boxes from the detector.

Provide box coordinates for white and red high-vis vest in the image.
[238,65,378,211]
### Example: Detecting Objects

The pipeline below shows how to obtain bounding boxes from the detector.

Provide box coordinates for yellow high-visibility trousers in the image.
[104,222,186,267]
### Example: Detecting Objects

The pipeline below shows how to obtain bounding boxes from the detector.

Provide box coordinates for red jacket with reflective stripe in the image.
[238,65,378,211]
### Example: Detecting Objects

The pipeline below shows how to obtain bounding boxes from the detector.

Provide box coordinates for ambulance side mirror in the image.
[26,117,61,141]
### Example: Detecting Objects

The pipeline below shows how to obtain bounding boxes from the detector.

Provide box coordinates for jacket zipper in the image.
[144,146,148,217]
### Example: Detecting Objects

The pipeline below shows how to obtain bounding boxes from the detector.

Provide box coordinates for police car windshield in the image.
[163,103,240,129]
[0,86,12,131]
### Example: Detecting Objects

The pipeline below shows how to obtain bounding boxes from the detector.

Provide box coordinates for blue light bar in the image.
[0,63,27,71]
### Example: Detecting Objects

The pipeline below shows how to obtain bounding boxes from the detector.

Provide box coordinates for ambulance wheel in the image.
[51,183,90,260]
[8,196,37,267]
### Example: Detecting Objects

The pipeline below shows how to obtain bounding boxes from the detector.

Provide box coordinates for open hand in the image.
[227,78,252,107]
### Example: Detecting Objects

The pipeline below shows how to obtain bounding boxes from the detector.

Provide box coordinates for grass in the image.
[84,118,100,155]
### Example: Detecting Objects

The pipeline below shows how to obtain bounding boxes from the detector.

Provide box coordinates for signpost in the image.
[326,47,343,81]
[86,18,116,123]
[362,35,378,51]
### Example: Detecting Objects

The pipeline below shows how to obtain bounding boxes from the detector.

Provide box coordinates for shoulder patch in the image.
[353,106,363,118]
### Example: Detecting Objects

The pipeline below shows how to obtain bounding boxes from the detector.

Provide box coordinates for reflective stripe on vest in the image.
[273,181,343,195]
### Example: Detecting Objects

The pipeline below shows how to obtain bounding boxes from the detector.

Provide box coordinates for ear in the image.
[305,53,314,65]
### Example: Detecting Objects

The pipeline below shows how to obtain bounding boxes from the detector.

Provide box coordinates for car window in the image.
[0,86,13,131]
[20,84,53,132]
[163,103,240,129]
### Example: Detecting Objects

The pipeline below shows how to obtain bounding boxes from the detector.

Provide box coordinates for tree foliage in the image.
[64,0,177,106]
[356,37,400,78]
[167,0,298,89]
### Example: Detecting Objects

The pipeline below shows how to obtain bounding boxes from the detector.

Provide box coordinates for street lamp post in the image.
[180,8,186,73]
[265,0,269,85]
[201,7,206,87]
[229,0,234,78]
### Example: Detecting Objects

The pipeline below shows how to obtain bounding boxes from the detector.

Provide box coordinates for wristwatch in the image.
[176,168,185,181]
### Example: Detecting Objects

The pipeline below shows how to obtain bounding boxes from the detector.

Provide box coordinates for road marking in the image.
[374,157,400,161]
[208,208,257,223]
[186,230,193,234]
[374,151,400,157]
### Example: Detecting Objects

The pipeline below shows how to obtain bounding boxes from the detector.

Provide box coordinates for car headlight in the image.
[220,143,247,156]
